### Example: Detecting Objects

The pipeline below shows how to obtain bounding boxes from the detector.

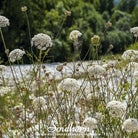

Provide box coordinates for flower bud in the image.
[65,10,71,16]
[109,44,114,49]
[5,49,9,54]
[91,35,100,45]
[107,21,112,27]
[21,6,27,12]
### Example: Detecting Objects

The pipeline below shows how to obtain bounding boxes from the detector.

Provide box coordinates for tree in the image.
[101,29,133,53]
[116,17,131,31]
[93,0,101,11]
[99,0,114,15]
[111,10,131,25]
[131,6,138,26]
[117,0,137,13]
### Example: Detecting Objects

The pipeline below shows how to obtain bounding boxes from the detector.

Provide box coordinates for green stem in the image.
[0,29,18,87]
[38,48,42,135]
[25,12,31,42]
[24,12,35,65]
[55,15,67,39]
[17,61,29,135]
[134,36,137,44]
[93,45,99,62]
[96,45,99,61]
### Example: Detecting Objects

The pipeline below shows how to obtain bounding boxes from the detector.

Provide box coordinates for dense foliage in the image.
[0,0,137,63]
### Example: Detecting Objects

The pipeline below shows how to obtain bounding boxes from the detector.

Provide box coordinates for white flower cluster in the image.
[106,101,126,117]
[130,27,138,37]
[122,50,138,62]
[58,78,80,93]
[83,117,97,130]
[0,86,11,96]
[0,15,9,28]
[31,33,52,50]
[9,49,25,62]
[0,65,7,72]
[69,30,82,41]
[107,60,118,68]
[127,62,138,71]
[32,97,47,112]
[123,118,138,133]
[88,65,106,76]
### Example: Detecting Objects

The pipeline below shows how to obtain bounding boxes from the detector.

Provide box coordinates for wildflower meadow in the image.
[0,2,138,138]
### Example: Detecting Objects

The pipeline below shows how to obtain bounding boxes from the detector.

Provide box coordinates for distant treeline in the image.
[0,0,138,64]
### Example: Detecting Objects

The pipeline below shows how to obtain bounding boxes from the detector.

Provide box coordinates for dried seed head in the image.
[109,44,114,49]
[111,55,116,60]
[42,65,46,69]
[107,21,112,27]
[63,62,67,66]
[65,10,71,16]
[77,62,81,66]
[56,65,63,72]
[5,49,9,54]
[118,58,121,61]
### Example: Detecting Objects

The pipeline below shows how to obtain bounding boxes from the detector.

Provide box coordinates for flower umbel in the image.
[88,65,106,76]
[31,33,52,50]
[58,78,80,93]
[0,15,10,28]
[32,96,47,112]
[130,27,138,37]
[106,101,126,118]
[69,30,82,41]
[9,49,25,62]
[83,117,97,130]
[122,50,138,62]
[123,118,138,133]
